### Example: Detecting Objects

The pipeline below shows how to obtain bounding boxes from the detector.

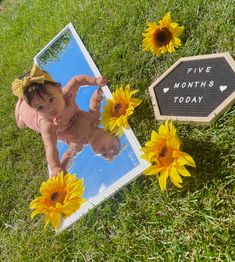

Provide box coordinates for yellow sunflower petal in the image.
[30,209,44,219]
[169,175,183,188]
[177,165,192,177]
[169,166,183,183]
[62,198,86,217]
[44,213,51,229]
[159,169,169,191]
[174,151,196,167]
[172,26,184,36]
[160,12,172,26]
[50,211,62,229]
[182,152,196,167]
[143,164,163,176]
[159,121,169,136]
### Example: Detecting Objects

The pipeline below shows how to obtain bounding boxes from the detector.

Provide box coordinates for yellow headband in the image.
[11,64,56,97]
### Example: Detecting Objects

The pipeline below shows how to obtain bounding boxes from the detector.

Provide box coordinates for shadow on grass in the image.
[180,138,231,193]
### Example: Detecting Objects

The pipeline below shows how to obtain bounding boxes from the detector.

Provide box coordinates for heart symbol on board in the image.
[220,85,227,92]
[163,88,169,94]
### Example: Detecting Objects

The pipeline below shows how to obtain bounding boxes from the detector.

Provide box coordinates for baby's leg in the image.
[15,98,26,129]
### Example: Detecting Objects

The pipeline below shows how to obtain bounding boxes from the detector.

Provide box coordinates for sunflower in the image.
[101,84,141,136]
[142,12,184,55]
[140,121,195,191]
[30,172,86,229]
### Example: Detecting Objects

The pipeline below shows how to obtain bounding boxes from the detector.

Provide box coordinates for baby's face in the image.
[30,84,65,119]
[90,129,121,161]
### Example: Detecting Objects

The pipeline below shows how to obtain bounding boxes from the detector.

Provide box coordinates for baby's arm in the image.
[61,143,83,170]
[40,119,63,177]
[63,75,107,95]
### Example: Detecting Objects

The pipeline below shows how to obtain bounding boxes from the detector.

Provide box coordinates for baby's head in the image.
[12,64,65,119]
[90,128,121,161]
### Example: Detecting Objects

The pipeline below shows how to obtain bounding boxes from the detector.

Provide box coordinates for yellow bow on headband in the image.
[11,64,55,97]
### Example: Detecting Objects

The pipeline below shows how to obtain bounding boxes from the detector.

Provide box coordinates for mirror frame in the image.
[34,23,149,232]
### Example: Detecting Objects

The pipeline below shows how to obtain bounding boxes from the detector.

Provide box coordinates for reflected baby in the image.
[12,64,121,177]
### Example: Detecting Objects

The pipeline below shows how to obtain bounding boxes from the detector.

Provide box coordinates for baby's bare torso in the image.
[56,105,99,146]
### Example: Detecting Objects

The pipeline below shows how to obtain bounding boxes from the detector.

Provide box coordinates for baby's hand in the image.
[96,76,108,87]
[51,166,64,178]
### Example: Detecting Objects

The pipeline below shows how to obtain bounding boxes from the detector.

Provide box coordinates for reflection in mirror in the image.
[34,24,148,231]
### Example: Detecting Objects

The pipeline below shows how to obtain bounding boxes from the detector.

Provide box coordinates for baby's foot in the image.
[96,87,104,102]
[90,88,104,111]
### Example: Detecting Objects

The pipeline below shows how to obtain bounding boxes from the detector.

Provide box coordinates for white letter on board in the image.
[209,81,214,87]
[185,97,191,103]
[198,96,203,103]
[187,68,192,74]
[174,83,180,88]
[174,97,179,103]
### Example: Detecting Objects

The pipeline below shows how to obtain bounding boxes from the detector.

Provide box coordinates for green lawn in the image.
[0,0,234,261]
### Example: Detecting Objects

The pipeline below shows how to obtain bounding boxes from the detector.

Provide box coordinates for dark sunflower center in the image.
[159,145,174,166]
[50,190,67,203]
[155,28,172,46]
[114,103,122,112]
[159,146,168,157]
[112,102,127,116]
[51,192,59,201]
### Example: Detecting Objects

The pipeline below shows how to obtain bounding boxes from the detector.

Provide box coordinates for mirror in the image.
[34,23,148,232]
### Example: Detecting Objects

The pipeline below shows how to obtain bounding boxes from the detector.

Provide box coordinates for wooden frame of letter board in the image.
[149,53,235,125]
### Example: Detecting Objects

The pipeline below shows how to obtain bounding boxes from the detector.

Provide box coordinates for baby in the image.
[13,64,121,177]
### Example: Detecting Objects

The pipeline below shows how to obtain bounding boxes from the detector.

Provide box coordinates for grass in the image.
[0,0,234,261]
